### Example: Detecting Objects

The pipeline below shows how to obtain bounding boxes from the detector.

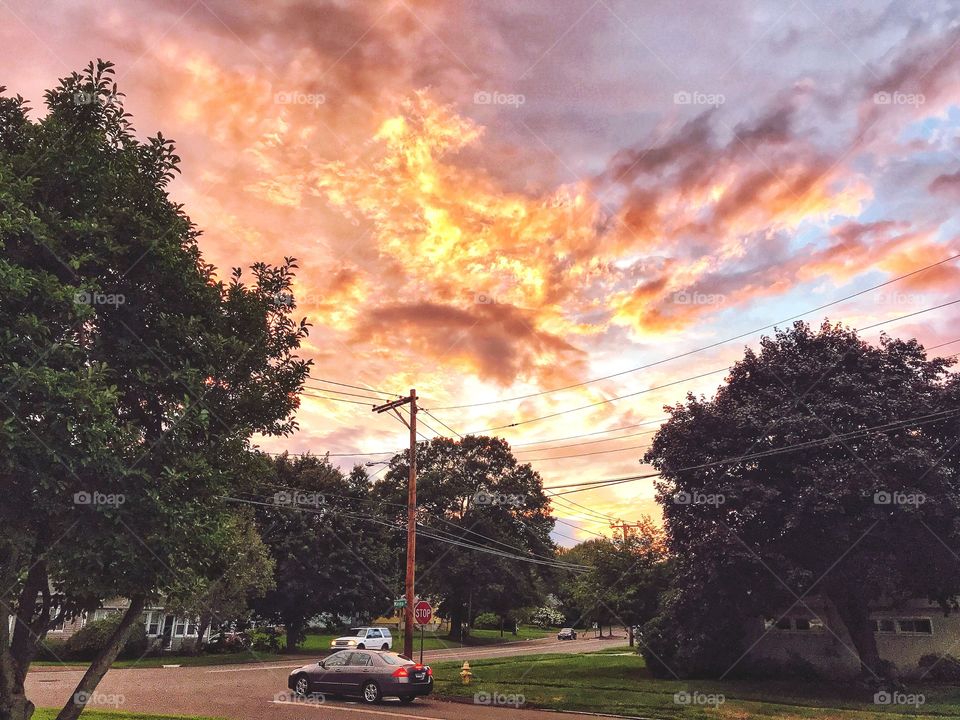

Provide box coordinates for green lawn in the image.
[431,650,960,719]
[35,711,224,720]
[300,625,553,653]
[33,626,555,669]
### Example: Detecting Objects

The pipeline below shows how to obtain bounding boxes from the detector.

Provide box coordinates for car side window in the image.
[368,629,382,638]
[347,652,372,666]
[324,652,348,667]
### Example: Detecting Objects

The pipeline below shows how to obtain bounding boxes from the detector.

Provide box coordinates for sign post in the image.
[414,600,433,664]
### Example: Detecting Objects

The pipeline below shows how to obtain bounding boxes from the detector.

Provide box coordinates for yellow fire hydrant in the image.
[460,661,473,685]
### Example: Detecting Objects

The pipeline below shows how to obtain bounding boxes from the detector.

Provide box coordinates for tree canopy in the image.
[372,435,557,636]
[0,61,310,720]
[640,321,959,684]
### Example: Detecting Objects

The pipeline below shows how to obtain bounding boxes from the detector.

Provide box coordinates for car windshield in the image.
[351,628,368,637]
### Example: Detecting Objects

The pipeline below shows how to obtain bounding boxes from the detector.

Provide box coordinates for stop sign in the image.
[414,600,433,626]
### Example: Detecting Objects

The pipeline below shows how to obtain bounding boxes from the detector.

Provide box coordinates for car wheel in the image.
[293,675,310,697]
[381,643,389,650]
[356,643,365,649]
[399,696,415,704]
[361,681,381,704]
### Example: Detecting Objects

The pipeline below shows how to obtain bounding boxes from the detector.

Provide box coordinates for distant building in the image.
[38,598,209,652]
[743,597,960,678]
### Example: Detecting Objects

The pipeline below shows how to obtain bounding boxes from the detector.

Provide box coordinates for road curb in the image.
[432,695,660,720]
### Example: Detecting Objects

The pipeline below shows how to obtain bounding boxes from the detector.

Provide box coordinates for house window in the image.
[145,612,160,636]
[870,618,932,635]
[174,619,187,636]
[897,618,933,635]
[871,619,896,634]
[187,619,198,636]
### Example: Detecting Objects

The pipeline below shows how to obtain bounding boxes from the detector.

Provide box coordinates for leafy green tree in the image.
[642,322,959,684]
[165,511,275,654]
[249,456,393,650]
[555,524,669,639]
[372,436,556,638]
[0,61,309,720]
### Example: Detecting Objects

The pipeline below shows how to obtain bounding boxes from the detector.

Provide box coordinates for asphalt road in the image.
[27,634,629,720]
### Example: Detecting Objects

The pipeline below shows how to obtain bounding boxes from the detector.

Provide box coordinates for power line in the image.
[220,494,586,571]
[510,418,669,448]
[303,385,388,401]
[301,391,378,406]
[306,377,400,398]
[523,441,653,463]
[429,253,960,410]
[463,299,960,435]
[545,407,960,497]
[422,408,464,439]
[465,367,728,434]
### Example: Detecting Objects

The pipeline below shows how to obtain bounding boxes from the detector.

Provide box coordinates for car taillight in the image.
[392,666,409,678]
[427,666,432,677]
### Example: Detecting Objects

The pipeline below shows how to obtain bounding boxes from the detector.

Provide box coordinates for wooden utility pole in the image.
[373,389,417,659]
[610,520,643,646]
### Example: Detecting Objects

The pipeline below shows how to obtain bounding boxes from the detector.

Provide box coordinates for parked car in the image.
[329,627,393,650]
[557,627,577,640]
[288,649,432,704]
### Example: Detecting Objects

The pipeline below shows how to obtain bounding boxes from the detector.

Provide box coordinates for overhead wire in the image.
[429,253,960,410]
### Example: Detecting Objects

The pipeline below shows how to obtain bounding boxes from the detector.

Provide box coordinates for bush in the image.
[64,614,149,661]
[473,612,500,630]
[249,627,283,653]
[919,653,960,681]
[36,639,68,662]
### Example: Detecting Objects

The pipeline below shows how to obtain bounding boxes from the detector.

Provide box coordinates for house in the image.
[743,597,960,678]
[40,598,211,652]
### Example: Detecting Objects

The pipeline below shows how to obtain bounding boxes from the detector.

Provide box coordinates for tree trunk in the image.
[1,598,35,720]
[448,605,463,641]
[1,547,53,720]
[285,623,299,653]
[55,596,146,720]
[192,613,212,655]
[825,586,889,684]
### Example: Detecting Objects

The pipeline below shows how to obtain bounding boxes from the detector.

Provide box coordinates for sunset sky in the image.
[3,0,958,544]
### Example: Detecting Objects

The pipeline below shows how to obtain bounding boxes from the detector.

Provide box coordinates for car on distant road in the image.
[557,627,577,640]
[288,649,432,704]
[330,626,392,650]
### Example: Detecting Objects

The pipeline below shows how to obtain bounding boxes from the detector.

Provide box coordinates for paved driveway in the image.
[27,634,632,720]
